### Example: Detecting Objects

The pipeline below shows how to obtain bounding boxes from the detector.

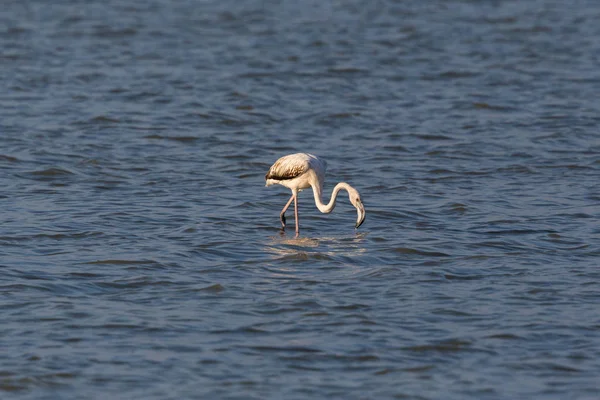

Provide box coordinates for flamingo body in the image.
[265,153,365,235]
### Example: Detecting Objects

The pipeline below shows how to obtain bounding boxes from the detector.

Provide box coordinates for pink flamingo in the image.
[265,153,365,235]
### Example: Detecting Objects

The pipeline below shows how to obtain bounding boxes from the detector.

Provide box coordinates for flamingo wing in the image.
[266,153,313,181]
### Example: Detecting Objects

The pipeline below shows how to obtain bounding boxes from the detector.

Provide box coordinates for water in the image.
[1,0,600,398]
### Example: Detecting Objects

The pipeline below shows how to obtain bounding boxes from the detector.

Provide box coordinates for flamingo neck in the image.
[311,181,352,214]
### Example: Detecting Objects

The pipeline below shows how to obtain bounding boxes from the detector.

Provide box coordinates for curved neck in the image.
[311,181,353,214]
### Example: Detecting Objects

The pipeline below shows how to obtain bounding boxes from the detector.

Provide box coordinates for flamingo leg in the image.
[279,194,294,229]
[293,190,299,236]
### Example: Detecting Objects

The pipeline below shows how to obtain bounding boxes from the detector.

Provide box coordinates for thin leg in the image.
[293,190,299,236]
[279,194,294,229]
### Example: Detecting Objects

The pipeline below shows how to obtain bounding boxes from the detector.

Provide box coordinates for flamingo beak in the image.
[355,201,365,229]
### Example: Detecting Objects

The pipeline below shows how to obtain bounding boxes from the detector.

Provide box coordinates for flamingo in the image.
[265,153,365,235]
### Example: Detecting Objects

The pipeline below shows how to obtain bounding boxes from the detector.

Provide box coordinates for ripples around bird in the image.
[1,0,600,399]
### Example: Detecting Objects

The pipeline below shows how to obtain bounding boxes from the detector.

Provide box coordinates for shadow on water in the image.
[264,231,368,258]
[257,232,372,280]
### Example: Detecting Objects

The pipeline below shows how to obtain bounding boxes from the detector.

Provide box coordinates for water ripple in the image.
[1,0,599,398]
